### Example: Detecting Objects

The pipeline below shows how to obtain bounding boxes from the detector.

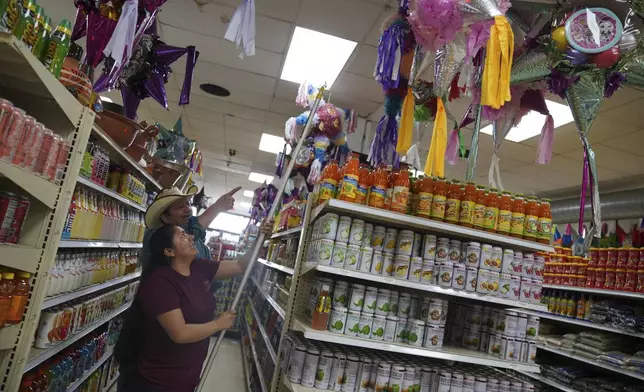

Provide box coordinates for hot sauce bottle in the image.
[416,176,434,218]
[338,153,360,203]
[355,164,371,205]
[384,167,396,210]
[523,196,539,241]
[510,194,526,238]
[368,164,388,209]
[390,164,410,214]
[537,198,552,244]
[497,191,513,235]
[483,188,500,232]
[316,160,340,206]
[473,186,487,230]
[430,177,448,221]
[444,180,462,224]
[459,182,477,227]
[410,175,422,215]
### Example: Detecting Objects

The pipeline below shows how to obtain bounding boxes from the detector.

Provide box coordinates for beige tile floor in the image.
[107,338,246,392]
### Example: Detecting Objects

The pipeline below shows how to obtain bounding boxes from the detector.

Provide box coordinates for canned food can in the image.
[448,240,462,262]
[349,219,365,245]
[389,290,399,314]
[474,377,487,392]
[409,296,419,319]
[287,344,307,384]
[526,316,539,340]
[397,293,412,317]
[333,281,349,307]
[462,327,481,350]
[394,255,411,280]
[427,298,443,325]
[362,223,374,248]
[501,249,514,275]
[510,382,523,392]
[451,373,464,392]
[344,244,362,270]
[384,315,398,342]
[341,355,360,392]
[463,375,475,392]
[329,307,348,334]
[465,242,481,267]
[359,247,374,273]
[519,278,532,303]
[395,318,408,343]
[499,380,510,392]
[402,367,417,392]
[489,246,503,271]
[476,269,490,294]
[465,267,478,292]
[438,371,452,392]
[331,242,347,268]
[357,357,373,392]
[409,257,423,282]
[515,314,528,339]
[522,255,534,278]
[518,339,529,362]
[408,319,425,346]
[432,263,440,285]
[530,279,542,304]
[329,352,347,391]
[320,213,339,240]
[314,350,334,389]
[375,362,392,392]
[436,240,449,263]
[317,239,335,265]
[371,315,387,340]
[345,310,361,337]
[487,378,499,392]
[358,313,373,338]
[375,288,391,316]
[372,225,386,251]
[384,228,399,253]
[423,235,437,260]
[512,251,523,276]
[412,233,423,257]
[389,365,405,392]
[336,216,352,243]
[396,230,415,256]
[480,331,490,354]
[488,333,502,357]
[420,368,432,392]
[527,341,537,363]
[509,275,521,301]
[499,311,518,337]
[371,251,384,275]
[349,284,366,311]
[383,253,395,276]
[438,261,454,287]
[479,244,493,269]
[452,264,466,290]
[421,260,435,283]
[503,337,517,361]
[498,274,512,298]
[363,287,378,314]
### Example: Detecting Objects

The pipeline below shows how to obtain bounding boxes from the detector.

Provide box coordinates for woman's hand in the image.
[215,310,237,330]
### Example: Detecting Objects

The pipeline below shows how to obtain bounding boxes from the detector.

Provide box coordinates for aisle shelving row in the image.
[252,276,286,318]
[249,297,277,363]
[271,227,302,239]
[101,373,120,392]
[43,272,142,309]
[77,176,147,212]
[511,370,578,392]
[245,315,268,392]
[258,258,295,276]
[241,336,252,392]
[0,159,60,209]
[58,241,144,249]
[65,348,114,392]
[542,283,644,299]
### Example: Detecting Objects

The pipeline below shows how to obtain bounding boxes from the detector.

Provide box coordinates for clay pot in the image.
[95,109,142,149]
[126,122,159,161]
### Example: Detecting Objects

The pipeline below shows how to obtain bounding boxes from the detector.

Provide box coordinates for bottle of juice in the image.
[312,284,332,330]
[537,198,552,244]
[355,164,370,205]
[35,366,50,392]
[390,164,410,214]
[444,180,462,224]
[6,272,30,324]
[510,194,526,238]
[497,192,513,235]
[384,167,397,210]
[415,176,433,217]
[317,160,340,206]
[483,189,500,232]
[32,15,51,61]
[584,296,593,320]
[409,175,419,215]
[430,177,448,221]
[473,186,487,230]
[523,196,539,241]
[338,153,360,203]
[576,294,586,319]
[459,182,477,227]
[43,19,72,78]
[0,273,15,327]
[367,164,388,209]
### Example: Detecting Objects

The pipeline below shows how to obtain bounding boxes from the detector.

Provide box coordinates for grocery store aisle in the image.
[200,337,246,392]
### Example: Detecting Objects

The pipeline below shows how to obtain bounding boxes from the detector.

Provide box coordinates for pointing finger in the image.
[224,186,242,196]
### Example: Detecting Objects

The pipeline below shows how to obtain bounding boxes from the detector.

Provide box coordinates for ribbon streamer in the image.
[102,0,138,69]
[224,0,256,58]
[397,87,415,154]
[488,153,505,191]
[424,98,447,176]
[466,103,483,181]
[536,114,554,164]
[579,152,589,235]
[481,16,514,109]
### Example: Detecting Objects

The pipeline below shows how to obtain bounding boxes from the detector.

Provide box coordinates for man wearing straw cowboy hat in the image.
[142,185,242,266]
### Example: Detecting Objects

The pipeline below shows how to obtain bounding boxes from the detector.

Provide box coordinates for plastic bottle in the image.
[0,273,14,327]
[43,19,72,78]
[6,272,30,324]
[497,192,513,235]
[473,186,487,229]
[576,295,586,319]
[483,189,500,232]
[510,194,526,238]
[523,196,539,241]
[584,296,593,320]
[316,160,340,206]
[458,182,476,227]
[390,165,410,214]
[444,180,462,224]
[367,164,388,209]
[338,154,360,203]
[537,198,552,244]
[430,177,448,221]
[312,284,332,330]
[415,176,433,218]
[32,15,51,61]
[355,164,370,205]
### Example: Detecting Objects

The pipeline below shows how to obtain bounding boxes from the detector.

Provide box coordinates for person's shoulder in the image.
[140,266,176,288]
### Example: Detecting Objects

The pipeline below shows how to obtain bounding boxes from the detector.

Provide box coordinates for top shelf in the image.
[92,125,162,192]
[312,200,554,253]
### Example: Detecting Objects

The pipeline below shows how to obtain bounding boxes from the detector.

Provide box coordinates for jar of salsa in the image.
[384,167,397,210]
[523,196,539,241]
[537,198,552,244]
[628,248,639,269]
[617,248,629,269]
[510,194,525,238]
[606,248,618,268]
[637,269,644,293]
[483,188,500,232]
[368,164,388,209]
[430,177,448,221]
[585,267,596,288]
[625,269,637,292]
[595,268,606,289]
[316,159,340,206]
[355,164,371,205]
[473,186,487,229]
[410,175,421,215]
[589,248,599,266]
[497,191,513,235]
[444,179,462,224]
[459,182,477,227]
[615,269,626,291]
[415,176,433,217]
[604,268,616,290]
[338,153,361,203]
[390,165,410,214]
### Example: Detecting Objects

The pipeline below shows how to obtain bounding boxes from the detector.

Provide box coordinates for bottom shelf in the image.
[512,370,577,392]
[241,338,252,392]
[245,316,268,392]
[101,373,119,392]
[65,348,113,392]
[283,377,328,392]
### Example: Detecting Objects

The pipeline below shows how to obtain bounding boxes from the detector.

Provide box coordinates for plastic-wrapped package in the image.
[572,341,604,356]
[597,351,630,366]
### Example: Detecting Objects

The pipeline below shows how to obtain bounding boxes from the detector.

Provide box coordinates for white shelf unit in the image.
[58,240,143,248]
[65,348,114,392]
[245,315,268,392]
[258,258,295,275]
[77,176,147,212]
[542,284,644,300]
[313,265,548,312]
[0,244,42,273]
[271,226,303,239]
[511,370,578,392]
[101,373,120,392]
[42,272,142,309]
[248,297,277,363]
[252,276,286,318]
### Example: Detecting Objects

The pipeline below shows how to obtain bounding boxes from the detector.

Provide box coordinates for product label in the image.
[318,179,337,204]
[537,217,552,240]
[524,215,538,238]
[390,186,409,213]
[458,201,475,225]
[20,18,38,49]
[473,203,486,227]
[497,209,512,233]
[483,207,499,230]
[430,195,447,219]
[368,185,386,208]
[416,192,433,216]
[0,0,19,31]
[384,188,393,209]
[339,174,359,200]
[510,213,525,235]
[315,295,332,314]
[355,184,368,204]
[444,199,461,222]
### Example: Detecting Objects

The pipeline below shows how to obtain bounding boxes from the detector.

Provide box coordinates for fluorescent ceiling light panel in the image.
[259,133,289,154]
[480,100,574,142]
[243,190,255,198]
[281,27,357,88]
[249,172,274,184]
[240,202,252,208]
[100,96,113,103]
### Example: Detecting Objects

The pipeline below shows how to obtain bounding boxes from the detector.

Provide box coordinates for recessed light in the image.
[259,133,291,154]
[480,100,574,142]
[281,27,357,88]
[200,83,231,97]
[243,190,255,198]
[249,172,274,184]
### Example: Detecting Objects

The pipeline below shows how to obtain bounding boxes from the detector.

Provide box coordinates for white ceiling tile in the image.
[600,130,644,156]
[331,72,383,102]
[184,106,225,124]
[212,0,301,22]
[331,97,381,117]
[172,90,267,122]
[225,116,265,133]
[347,45,377,78]
[599,86,644,113]
[600,98,644,128]
[177,60,277,96]
[564,145,638,175]
[160,24,283,77]
[265,111,290,129]
[274,80,300,101]
[270,97,303,116]
[296,0,382,42]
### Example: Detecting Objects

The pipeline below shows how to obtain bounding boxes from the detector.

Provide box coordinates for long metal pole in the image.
[197,86,326,391]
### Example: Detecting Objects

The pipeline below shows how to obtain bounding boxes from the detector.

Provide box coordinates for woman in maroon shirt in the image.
[115,223,262,392]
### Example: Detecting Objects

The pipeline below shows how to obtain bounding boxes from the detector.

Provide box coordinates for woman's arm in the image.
[157,309,236,344]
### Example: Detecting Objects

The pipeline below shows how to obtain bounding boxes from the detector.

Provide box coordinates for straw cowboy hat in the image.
[145,187,197,229]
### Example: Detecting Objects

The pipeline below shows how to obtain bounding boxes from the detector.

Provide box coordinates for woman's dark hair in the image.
[114,225,176,384]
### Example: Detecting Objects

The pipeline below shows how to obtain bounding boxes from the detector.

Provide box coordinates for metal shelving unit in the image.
[252,276,286,318]
[43,272,142,309]
[65,348,114,392]
[512,370,578,392]
[258,258,295,275]
[0,245,41,273]
[77,176,147,212]
[245,316,268,392]
[249,297,277,363]
[101,373,120,392]
[58,240,143,249]
[542,284,644,300]
[271,227,302,239]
